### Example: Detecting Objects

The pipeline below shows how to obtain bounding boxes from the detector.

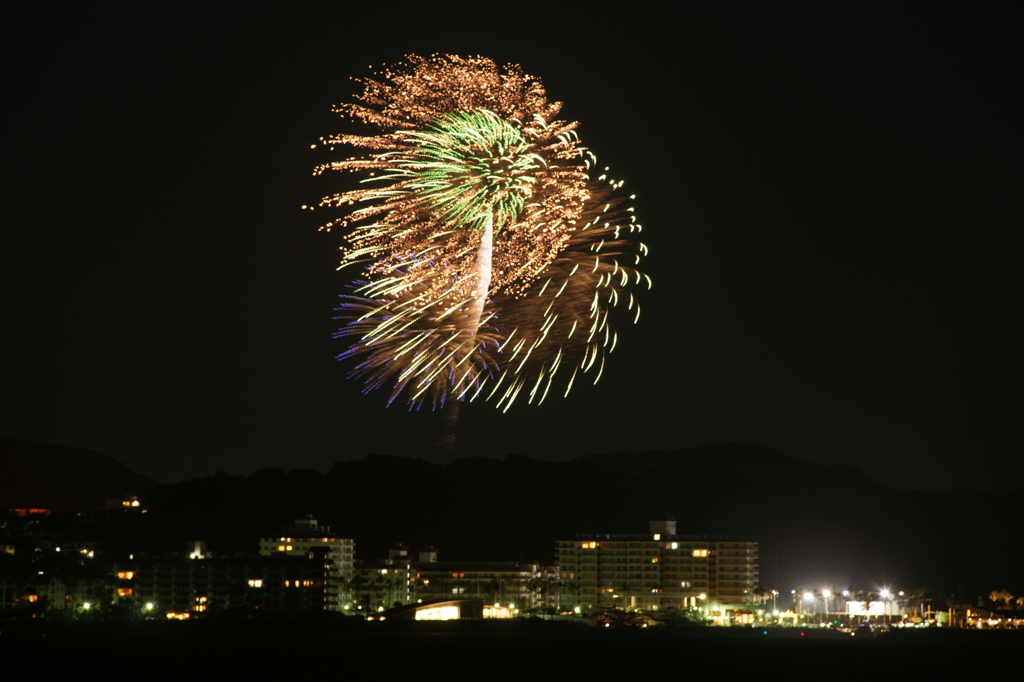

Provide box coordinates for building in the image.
[351,544,416,612]
[127,545,334,615]
[353,545,559,613]
[556,519,758,619]
[383,598,517,620]
[258,516,354,610]
[413,558,559,611]
[1,573,107,612]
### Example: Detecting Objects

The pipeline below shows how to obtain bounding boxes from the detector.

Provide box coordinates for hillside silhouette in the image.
[2,440,1019,596]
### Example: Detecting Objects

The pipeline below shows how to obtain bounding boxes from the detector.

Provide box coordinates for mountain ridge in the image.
[2,438,1019,596]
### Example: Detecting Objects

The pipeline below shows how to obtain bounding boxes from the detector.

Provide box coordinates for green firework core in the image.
[399,110,541,232]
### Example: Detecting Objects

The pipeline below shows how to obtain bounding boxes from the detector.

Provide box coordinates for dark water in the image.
[3,622,1018,676]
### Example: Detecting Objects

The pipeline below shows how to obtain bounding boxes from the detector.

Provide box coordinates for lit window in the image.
[692,549,708,558]
[118,588,133,596]
[248,579,263,588]
[117,571,134,580]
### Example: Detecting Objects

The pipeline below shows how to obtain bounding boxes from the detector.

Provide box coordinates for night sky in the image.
[6,5,1018,492]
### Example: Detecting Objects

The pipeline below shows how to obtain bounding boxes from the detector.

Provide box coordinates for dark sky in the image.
[5,5,1018,491]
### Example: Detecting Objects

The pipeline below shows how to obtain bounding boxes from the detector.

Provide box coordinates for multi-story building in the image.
[556,519,758,618]
[258,516,354,610]
[413,559,558,611]
[1,573,108,612]
[127,545,335,615]
[352,545,559,613]
[352,545,416,613]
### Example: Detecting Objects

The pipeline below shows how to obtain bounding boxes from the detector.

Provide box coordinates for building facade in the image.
[556,519,758,616]
[412,559,558,611]
[258,516,354,610]
[352,545,559,613]
[127,550,334,615]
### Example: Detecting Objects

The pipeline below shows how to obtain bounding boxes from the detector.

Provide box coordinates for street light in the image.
[803,591,814,618]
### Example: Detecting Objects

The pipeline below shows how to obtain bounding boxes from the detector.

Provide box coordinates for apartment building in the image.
[128,549,334,614]
[258,516,354,610]
[353,544,559,613]
[556,519,758,615]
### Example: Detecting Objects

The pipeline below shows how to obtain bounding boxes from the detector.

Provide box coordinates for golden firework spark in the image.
[313,54,648,410]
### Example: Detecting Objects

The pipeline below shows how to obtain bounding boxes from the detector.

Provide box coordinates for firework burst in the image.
[313,54,648,411]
